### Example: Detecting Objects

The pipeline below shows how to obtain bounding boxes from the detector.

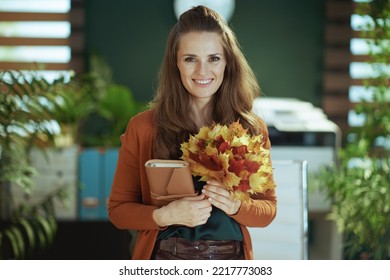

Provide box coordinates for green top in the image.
[157,177,243,241]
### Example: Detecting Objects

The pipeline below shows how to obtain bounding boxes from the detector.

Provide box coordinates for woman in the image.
[108,5,276,260]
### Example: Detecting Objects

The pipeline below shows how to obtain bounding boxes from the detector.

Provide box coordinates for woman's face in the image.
[177,31,226,103]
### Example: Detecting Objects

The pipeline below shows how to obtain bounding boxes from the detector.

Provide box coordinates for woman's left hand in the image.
[202,180,241,215]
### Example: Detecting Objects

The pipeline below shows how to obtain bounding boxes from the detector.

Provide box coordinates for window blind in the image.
[323,0,355,142]
[0,0,85,78]
[322,0,387,143]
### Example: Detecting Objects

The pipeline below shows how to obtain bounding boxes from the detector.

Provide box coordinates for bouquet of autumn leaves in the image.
[180,121,275,201]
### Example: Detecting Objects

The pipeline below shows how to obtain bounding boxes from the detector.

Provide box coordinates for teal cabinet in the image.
[78,148,119,220]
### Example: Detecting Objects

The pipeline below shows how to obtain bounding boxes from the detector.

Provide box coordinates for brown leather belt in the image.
[152,237,244,260]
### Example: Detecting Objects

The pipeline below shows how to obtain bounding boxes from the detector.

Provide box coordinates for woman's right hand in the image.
[153,194,212,227]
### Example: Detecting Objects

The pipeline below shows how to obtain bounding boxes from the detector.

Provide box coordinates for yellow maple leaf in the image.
[197,125,211,140]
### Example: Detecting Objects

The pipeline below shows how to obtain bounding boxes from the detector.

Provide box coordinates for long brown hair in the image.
[149,5,263,159]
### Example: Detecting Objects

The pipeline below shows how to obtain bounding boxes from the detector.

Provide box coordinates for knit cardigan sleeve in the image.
[107,110,161,231]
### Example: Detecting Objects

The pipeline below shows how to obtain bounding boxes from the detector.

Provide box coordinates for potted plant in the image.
[315,0,390,259]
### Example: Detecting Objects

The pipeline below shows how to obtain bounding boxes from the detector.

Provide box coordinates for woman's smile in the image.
[193,78,213,86]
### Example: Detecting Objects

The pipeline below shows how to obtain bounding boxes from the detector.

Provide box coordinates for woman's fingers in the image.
[158,196,212,227]
[202,181,241,215]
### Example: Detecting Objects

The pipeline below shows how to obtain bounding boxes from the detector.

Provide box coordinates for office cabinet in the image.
[254,97,343,259]
[78,148,118,220]
[249,160,308,260]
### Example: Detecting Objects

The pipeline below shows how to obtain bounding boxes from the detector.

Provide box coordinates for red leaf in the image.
[228,159,245,176]
[189,151,223,171]
[232,145,248,158]
[233,180,251,192]
[218,141,230,153]
[215,135,225,146]
[197,139,206,149]
[243,160,260,173]
[214,135,229,153]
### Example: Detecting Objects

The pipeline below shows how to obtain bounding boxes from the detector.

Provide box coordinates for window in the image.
[323,0,390,143]
[323,0,355,141]
[349,1,390,128]
[0,0,85,81]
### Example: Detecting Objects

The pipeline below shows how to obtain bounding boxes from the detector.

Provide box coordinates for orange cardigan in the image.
[108,110,277,259]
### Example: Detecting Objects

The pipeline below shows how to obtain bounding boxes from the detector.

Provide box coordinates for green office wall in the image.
[86,0,325,106]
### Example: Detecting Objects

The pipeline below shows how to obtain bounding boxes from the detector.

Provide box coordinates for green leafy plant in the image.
[0,70,70,259]
[315,0,390,259]
[47,71,105,146]
[78,55,145,147]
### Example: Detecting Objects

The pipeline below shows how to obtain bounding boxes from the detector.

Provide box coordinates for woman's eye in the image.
[210,56,220,62]
[185,57,196,62]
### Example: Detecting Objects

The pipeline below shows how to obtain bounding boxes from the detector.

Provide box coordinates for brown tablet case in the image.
[145,159,197,206]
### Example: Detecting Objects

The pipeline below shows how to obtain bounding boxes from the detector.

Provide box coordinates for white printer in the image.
[252,97,343,260]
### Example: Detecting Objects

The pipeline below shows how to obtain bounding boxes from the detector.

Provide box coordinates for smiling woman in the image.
[107,5,277,260]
